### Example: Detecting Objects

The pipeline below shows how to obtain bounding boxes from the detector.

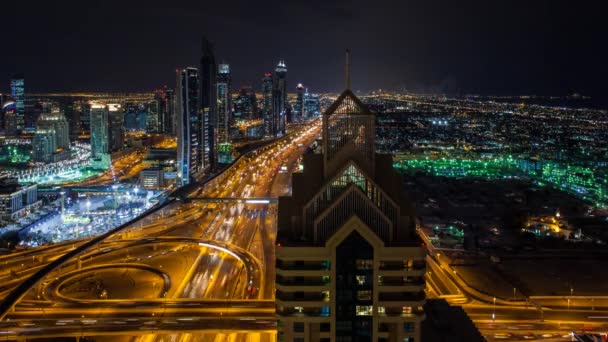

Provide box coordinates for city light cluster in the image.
[394,155,608,207]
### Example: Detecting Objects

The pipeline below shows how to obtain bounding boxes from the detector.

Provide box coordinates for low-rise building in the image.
[0,176,41,222]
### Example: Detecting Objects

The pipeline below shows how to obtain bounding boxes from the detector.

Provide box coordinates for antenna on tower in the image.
[345,49,351,90]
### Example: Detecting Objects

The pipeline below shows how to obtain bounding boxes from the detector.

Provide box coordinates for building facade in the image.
[9,74,25,131]
[199,37,216,170]
[273,60,287,134]
[176,67,203,186]
[262,73,274,137]
[107,104,124,151]
[234,86,257,122]
[304,91,322,118]
[32,128,56,163]
[294,83,305,122]
[0,177,39,222]
[37,110,70,151]
[90,104,109,159]
[32,110,70,163]
[276,89,425,342]
[216,63,232,144]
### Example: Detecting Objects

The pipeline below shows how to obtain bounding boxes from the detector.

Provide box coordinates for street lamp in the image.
[513,288,517,300]
[493,297,496,322]
[86,200,91,216]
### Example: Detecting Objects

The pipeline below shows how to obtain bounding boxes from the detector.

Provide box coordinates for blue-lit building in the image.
[234,86,257,121]
[304,90,322,118]
[9,74,25,131]
[176,67,203,186]
[294,83,304,122]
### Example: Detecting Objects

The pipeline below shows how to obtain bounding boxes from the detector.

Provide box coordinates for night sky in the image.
[2,0,606,100]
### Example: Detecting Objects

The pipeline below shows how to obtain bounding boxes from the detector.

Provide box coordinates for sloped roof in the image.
[324,89,372,116]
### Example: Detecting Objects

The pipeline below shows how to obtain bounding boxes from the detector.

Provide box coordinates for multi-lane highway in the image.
[0,121,321,341]
[421,227,608,341]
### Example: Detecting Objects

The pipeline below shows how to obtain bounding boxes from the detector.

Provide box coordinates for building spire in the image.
[345,49,350,90]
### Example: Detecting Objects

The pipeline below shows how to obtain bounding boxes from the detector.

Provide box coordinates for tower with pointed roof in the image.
[276,51,426,342]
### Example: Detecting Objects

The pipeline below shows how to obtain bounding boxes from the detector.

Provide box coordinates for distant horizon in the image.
[1,1,606,103]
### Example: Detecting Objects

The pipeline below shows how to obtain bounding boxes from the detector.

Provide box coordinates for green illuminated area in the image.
[0,145,31,164]
[394,155,608,208]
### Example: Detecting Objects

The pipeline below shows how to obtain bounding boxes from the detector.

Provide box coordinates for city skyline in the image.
[0,2,607,341]
[1,1,607,103]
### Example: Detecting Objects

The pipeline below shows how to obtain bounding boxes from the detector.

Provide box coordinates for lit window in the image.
[402,306,412,314]
[356,275,367,285]
[294,306,303,313]
[357,290,372,301]
[356,259,373,270]
[378,306,386,315]
[356,305,373,316]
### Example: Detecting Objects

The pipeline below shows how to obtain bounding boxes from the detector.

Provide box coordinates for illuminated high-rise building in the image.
[32,129,56,163]
[234,87,257,121]
[176,67,203,186]
[32,110,70,163]
[276,51,425,341]
[2,102,18,136]
[294,83,305,122]
[216,63,232,144]
[199,36,216,169]
[9,74,25,131]
[80,102,91,133]
[36,109,70,151]
[262,72,274,137]
[107,104,124,151]
[90,104,109,160]
[147,98,160,133]
[164,88,176,135]
[64,101,81,141]
[304,90,322,118]
[124,103,138,131]
[273,60,287,134]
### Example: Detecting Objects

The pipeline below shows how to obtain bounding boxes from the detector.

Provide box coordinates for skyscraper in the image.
[304,90,322,118]
[32,110,70,163]
[2,102,18,136]
[262,73,274,137]
[9,74,25,131]
[164,88,176,135]
[147,99,160,133]
[37,109,70,151]
[199,37,216,170]
[90,104,109,159]
[216,63,232,144]
[107,104,124,151]
[124,103,138,131]
[80,102,91,133]
[32,129,56,163]
[273,60,287,134]
[64,101,81,141]
[234,87,257,122]
[294,83,305,122]
[276,52,425,341]
[176,67,202,186]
